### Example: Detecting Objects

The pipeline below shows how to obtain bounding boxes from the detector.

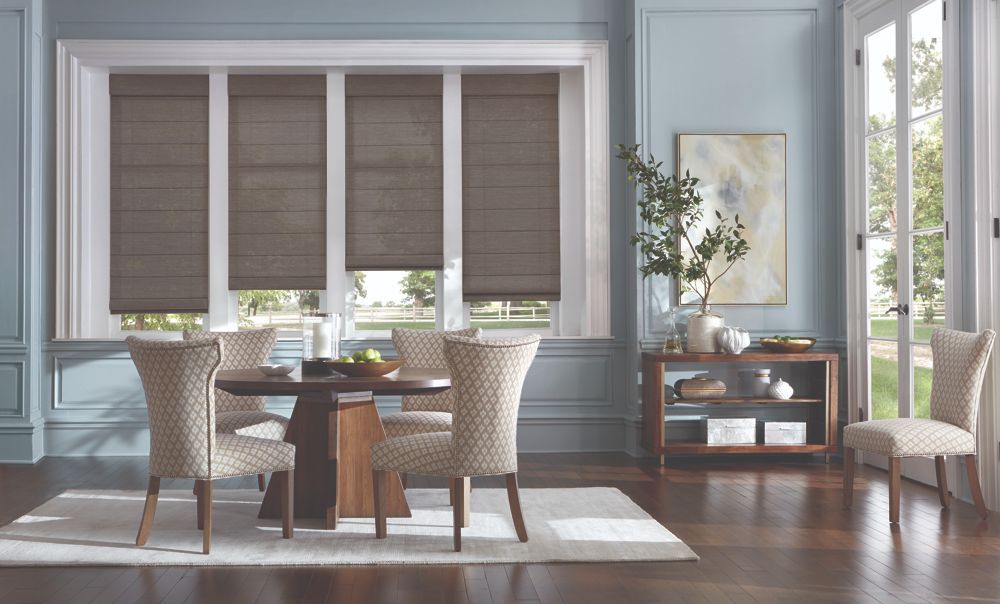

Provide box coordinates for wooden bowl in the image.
[759,337,817,353]
[323,358,403,377]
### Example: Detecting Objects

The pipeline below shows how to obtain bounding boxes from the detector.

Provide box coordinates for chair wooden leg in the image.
[842,447,855,509]
[965,454,990,519]
[888,457,901,524]
[258,473,267,492]
[195,480,204,530]
[459,477,470,527]
[373,469,387,539]
[452,477,464,552]
[935,456,950,510]
[135,475,160,546]
[505,473,528,543]
[280,470,294,539]
[400,472,407,490]
[449,479,454,506]
[199,480,213,554]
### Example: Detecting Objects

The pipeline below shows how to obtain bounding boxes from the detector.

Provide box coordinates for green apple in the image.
[352,350,366,362]
[362,348,381,362]
[338,356,354,363]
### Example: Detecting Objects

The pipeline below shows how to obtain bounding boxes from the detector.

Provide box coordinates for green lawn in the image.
[354,320,549,331]
[869,318,944,341]
[870,355,932,420]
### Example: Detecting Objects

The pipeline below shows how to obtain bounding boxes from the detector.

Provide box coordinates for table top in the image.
[215,367,451,397]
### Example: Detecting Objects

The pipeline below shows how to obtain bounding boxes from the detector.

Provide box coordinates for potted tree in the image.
[618,144,751,353]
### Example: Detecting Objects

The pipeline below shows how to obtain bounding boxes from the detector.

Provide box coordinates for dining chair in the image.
[843,328,995,523]
[371,334,540,551]
[127,337,295,554]
[381,327,481,493]
[184,328,286,491]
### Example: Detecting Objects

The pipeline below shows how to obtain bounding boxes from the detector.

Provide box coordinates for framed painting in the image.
[676,133,787,306]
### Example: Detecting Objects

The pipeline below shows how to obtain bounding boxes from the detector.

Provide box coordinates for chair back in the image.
[183,328,277,413]
[127,337,222,479]
[445,334,540,476]
[393,327,482,413]
[930,328,996,433]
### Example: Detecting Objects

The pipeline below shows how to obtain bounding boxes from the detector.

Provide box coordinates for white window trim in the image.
[971,0,1000,511]
[55,39,611,340]
[843,0,961,437]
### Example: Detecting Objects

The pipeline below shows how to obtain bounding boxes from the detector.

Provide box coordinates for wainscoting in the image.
[42,339,628,457]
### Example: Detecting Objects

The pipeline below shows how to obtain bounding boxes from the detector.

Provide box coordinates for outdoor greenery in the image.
[871,356,932,420]
[120,313,201,331]
[399,271,435,307]
[869,317,944,341]
[869,38,945,324]
[617,144,750,310]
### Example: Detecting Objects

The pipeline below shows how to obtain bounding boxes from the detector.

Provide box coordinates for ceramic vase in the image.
[687,305,724,353]
[717,326,750,355]
[767,379,794,400]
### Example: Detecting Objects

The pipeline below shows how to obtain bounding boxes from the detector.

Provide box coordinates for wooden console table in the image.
[641,351,839,463]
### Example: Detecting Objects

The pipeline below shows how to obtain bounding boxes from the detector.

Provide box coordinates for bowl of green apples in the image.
[324,348,403,377]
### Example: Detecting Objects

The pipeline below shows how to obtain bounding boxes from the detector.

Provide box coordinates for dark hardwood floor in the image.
[1,453,998,603]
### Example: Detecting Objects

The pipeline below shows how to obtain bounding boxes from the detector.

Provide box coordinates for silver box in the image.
[701,418,756,445]
[763,421,808,445]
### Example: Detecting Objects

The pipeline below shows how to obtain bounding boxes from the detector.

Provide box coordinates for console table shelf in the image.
[642,350,839,463]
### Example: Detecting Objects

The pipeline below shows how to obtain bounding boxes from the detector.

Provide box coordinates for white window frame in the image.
[55,40,611,340]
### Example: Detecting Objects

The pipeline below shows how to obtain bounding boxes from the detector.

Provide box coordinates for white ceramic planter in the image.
[687,306,724,353]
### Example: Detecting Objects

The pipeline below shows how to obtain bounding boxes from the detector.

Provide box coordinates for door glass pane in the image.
[867,236,898,339]
[911,113,944,229]
[866,23,897,131]
[870,340,899,420]
[912,344,933,419]
[238,290,319,331]
[911,231,944,341]
[866,130,897,234]
[910,0,943,117]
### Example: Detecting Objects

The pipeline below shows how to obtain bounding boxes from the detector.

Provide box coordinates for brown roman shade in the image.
[345,75,443,271]
[109,74,209,314]
[462,74,560,301]
[229,75,326,290]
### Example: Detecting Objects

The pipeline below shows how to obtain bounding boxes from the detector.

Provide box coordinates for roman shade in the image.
[110,74,210,314]
[461,74,560,301]
[345,75,443,271]
[229,75,326,290]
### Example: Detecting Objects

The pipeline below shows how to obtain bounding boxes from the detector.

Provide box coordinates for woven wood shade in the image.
[461,74,560,301]
[345,75,443,271]
[109,74,210,314]
[228,75,327,290]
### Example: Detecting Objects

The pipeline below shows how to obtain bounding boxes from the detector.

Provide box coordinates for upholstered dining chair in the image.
[127,337,295,554]
[371,334,540,551]
[843,328,995,524]
[380,327,482,440]
[184,328,286,491]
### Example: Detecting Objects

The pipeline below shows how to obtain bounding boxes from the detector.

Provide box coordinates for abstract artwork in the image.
[677,133,787,305]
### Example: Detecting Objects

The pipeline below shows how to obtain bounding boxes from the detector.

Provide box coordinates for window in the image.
[237,290,320,332]
[56,41,610,340]
[353,271,437,333]
[470,301,552,333]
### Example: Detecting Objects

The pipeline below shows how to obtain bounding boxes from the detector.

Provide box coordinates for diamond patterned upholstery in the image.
[393,327,482,413]
[378,328,481,439]
[371,334,539,477]
[383,410,452,439]
[844,328,995,458]
[843,418,976,456]
[127,337,295,480]
[183,329,289,443]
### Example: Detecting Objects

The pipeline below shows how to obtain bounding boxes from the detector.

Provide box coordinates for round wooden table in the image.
[215,367,450,530]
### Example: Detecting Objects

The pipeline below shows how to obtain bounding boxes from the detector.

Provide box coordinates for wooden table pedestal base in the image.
[258,391,411,529]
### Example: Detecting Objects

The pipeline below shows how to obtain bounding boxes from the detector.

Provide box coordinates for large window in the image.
[55,40,610,340]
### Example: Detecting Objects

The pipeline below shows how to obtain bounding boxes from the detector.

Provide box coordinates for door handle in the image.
[885,303,909,316]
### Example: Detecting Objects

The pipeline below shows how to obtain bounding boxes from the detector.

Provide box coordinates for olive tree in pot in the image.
[618,144,751,353]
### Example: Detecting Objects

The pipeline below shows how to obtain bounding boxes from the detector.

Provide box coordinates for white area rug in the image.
[0,488,697,566]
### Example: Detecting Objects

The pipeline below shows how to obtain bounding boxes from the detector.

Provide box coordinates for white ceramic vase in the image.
[686,306,724,353]
[767,379,794,400]
[717,326,750,355]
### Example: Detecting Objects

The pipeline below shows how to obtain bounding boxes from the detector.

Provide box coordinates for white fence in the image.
[868,300,945,317]
[354,305,551,323]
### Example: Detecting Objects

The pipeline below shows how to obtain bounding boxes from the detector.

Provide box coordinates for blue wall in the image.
[0,0,846,460]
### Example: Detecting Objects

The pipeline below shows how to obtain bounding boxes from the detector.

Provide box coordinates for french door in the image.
[854,0,957,483]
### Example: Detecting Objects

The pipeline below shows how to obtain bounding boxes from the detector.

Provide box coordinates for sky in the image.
[357,271,410,305]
